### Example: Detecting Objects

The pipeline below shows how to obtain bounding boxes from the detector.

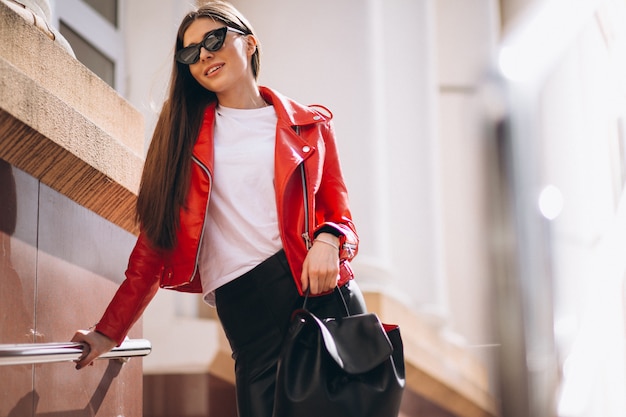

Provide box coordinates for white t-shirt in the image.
[199,104,282,305]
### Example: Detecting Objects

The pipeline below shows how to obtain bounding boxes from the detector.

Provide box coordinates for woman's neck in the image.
[216,83,267,109]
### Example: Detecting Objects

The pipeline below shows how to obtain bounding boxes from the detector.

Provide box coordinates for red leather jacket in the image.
[96,87,358,345]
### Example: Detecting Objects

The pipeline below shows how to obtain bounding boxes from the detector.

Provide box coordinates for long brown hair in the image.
[136,1,260,250]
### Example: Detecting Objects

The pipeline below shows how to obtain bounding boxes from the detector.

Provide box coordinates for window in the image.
[59,22,116,87]
[51,0,124,93]
[83,0,118,27]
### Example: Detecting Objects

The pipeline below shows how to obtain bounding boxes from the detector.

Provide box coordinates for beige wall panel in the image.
[0,162,38,417]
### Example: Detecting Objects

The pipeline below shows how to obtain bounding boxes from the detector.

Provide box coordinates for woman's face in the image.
[182,18,256,99]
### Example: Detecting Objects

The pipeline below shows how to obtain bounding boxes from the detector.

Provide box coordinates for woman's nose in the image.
[199,46,214,61]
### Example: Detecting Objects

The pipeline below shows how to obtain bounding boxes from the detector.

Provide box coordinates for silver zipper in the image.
[300,163,312,250]
[295,125,312,250]
[189,155,212,282]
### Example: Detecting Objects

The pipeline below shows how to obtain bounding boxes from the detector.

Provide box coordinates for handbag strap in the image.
[302,286,351,317]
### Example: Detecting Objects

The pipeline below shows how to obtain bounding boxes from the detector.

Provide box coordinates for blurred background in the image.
[1,0,625,416]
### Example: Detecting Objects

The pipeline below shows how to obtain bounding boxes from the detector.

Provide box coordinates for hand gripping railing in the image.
[0,338,151,366]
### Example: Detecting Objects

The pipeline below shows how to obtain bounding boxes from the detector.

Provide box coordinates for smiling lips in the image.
[205,64,224,76]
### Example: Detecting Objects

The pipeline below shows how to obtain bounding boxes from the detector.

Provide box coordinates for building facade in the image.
[1,0,625,416]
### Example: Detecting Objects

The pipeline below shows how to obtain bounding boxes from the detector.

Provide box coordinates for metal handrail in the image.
[0,338,151,366]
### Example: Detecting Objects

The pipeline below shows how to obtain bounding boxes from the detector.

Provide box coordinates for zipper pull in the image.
[302,232,312,250]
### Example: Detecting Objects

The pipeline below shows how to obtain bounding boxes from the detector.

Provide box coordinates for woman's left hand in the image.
[301,233,340,295]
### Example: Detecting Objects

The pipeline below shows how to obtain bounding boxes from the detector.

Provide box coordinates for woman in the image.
[72,1,366,416]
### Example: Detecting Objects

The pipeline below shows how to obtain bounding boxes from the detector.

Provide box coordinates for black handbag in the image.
[273,289,405,417]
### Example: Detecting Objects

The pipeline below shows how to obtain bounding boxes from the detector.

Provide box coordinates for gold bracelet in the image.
[314,238,339,251]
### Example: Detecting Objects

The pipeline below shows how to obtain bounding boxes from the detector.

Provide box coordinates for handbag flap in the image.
[295,310,394,374]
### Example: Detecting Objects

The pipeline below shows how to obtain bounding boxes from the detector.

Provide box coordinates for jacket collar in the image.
[259,86,332,127]
[192,86,331,171]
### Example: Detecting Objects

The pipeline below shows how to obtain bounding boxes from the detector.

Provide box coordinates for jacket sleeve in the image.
[312,119,358,261]
[95,232,163,346]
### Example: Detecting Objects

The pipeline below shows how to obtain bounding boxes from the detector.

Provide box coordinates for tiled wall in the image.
[0,160,143,417]
[143,374,237,417]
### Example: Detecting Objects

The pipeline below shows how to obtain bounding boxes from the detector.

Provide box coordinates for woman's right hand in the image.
[71,330,116,370]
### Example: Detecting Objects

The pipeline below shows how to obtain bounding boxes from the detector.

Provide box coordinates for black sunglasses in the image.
[176,26,246,65]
